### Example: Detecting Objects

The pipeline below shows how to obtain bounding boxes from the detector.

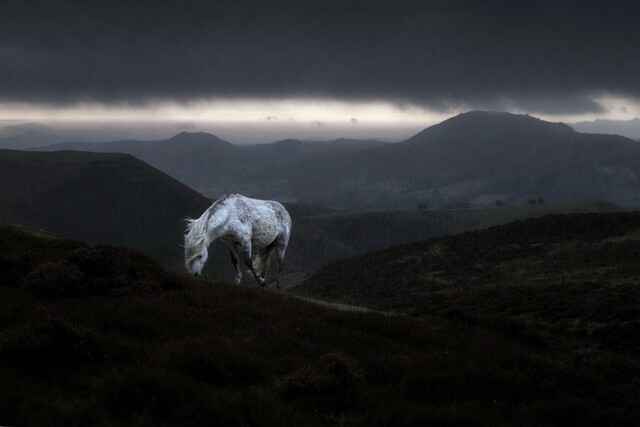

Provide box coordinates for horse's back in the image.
[267,200,291,230]
[231,194,291,248]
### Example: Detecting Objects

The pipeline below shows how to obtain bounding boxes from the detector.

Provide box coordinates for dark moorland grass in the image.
[285,200,622,270]
[296,213,640,403]
[296,212,640,351]
[0,222,83,288]
[1,219,639,425]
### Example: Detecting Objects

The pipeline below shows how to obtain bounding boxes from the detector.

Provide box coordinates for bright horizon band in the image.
[0,95,638,125]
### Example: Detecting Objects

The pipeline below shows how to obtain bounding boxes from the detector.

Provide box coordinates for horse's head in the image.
[185,243,208,276]
[184,217,209,276]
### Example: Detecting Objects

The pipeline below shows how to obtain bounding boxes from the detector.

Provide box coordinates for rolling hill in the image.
[32,132,246,189]
[282,112,640,207]
[295,212,640,356]
[571,117,640,140]
[285,200,623,271]
[35,133,387,198]
[1,221,638,425]
[0,149,624,280]
[0,148,333,277]
[0,149,210,269]
[35,112,640,208]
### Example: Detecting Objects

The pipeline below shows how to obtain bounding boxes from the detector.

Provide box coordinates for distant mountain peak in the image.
[570,117,640,139]
[450,110,572,129]
[458,110,519,117]
[167,131,232,146]
[406,111,575,144]
[170,131,222,139]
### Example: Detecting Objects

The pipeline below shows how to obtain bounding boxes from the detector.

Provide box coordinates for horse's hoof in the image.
[265,280,280,290]
[234,278,241,285]
[258,278,266,287]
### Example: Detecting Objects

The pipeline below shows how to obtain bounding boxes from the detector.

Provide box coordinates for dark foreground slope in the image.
[1,223,638,426]
[0,149,210,269]
[296,212,640,357]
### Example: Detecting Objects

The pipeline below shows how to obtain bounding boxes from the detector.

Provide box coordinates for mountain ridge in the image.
[29,111,640,207]
[279,111,640,207]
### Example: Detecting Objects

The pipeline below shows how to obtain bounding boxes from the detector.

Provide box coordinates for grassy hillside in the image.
[0,221,83,288]
[1,222,638,425]
[2,150,618,280]
[296,212,640,357]
[0,149,210,269]
[283,200,622,272]
[203,201,624,285]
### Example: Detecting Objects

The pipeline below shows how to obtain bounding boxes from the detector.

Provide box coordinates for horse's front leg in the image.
[223,241,242,284]
[241,242,265,286]
[229,248,242,285]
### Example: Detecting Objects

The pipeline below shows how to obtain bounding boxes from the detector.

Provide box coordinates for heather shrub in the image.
[20,245,186,299]
[169,337,266,386]
[66,245,179,295]
[280,352,364,411]
[22,260,84,298]
[0,308,95,370]
[0,254,33,288]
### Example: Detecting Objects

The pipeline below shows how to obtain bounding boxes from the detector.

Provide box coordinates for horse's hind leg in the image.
[259,251,271,280]
[273,245,286,290]
[224,241,242,284]
[257,241,277,282]
[241,242,265,286]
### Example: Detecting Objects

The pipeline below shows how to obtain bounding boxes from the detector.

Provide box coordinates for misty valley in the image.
[30,111,640,208]
[1,110,639,425]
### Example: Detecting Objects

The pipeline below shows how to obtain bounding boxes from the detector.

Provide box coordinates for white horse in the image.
[184,193,291,287]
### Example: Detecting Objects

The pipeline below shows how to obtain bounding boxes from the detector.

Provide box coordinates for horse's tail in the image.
[255,240,277,272]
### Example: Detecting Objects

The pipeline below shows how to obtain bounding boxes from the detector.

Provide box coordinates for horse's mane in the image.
[184,214,209,262]
[184,194,232,262]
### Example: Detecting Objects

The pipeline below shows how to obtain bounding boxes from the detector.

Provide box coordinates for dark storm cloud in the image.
[0,0,638,114]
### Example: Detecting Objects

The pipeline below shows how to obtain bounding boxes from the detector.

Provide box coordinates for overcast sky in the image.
[1,0,639,143]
